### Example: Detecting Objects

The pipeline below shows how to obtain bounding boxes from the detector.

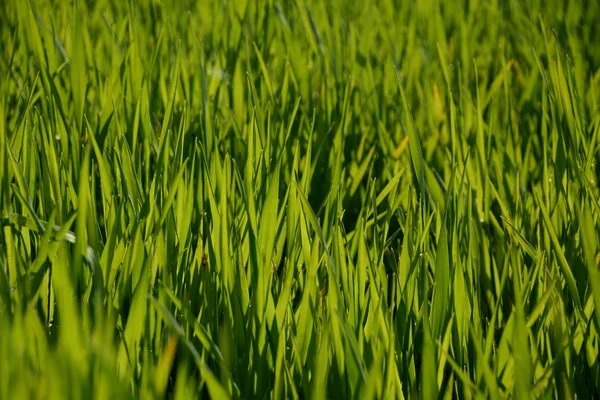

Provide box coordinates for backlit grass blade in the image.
[396,70,426,198]
[421,318,438,399]
[579,200,600,328]
[431,220,450,340]
[534,189,584,317]
[152,297,233,399]
[71,1,87,132]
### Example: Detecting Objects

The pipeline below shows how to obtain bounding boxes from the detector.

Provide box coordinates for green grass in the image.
[1,0,600,398]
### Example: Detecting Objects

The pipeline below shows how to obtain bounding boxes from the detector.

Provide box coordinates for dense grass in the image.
[1,0,600,398]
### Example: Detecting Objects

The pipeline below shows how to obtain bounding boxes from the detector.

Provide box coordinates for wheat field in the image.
[1,0,600,398]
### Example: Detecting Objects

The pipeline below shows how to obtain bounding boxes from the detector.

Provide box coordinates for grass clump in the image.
[1,0,600,398]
